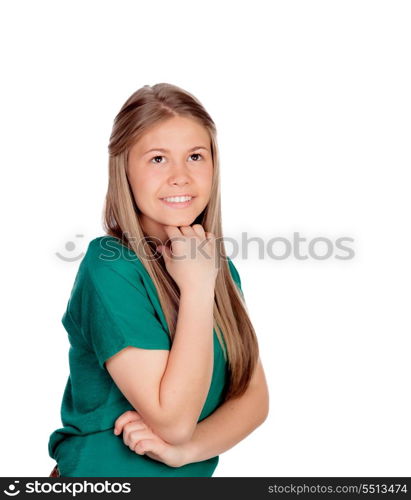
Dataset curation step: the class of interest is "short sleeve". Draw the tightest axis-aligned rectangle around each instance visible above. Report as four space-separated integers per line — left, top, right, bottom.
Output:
78 261 171 370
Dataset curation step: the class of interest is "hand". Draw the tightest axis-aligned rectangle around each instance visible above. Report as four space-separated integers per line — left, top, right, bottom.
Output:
113 410 186 468
156 224 218 293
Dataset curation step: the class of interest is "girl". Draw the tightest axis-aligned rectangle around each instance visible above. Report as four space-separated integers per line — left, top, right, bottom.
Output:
48 83 269 477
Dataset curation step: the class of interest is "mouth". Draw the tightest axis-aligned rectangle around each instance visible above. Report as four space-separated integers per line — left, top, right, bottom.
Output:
159 195 196 209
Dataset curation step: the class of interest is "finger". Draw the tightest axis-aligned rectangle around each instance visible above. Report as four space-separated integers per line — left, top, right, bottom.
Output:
204 232 215 241
123 422 151 446
113 410 141 435
162 225 183 240
156 243 173 260
123 422 148 446
162 227 186 253
191 224 206 239
114 410 141 431
125 428 154 451
179 225 197 236
134 438 156 456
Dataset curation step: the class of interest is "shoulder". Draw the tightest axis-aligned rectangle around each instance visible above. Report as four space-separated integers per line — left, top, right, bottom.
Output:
84 235 137 263
79 235 148 289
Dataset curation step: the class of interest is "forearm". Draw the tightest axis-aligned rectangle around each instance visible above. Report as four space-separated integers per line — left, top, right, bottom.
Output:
180 383 269 464
159 286 215 439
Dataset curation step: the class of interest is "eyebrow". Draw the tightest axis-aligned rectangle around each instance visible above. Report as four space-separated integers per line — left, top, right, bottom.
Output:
143 145 209 156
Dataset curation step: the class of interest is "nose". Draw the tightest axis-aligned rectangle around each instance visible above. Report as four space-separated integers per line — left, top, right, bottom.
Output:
167 162 191 186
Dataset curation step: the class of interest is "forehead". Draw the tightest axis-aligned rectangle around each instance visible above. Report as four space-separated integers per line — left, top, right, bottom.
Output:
132 116 210 154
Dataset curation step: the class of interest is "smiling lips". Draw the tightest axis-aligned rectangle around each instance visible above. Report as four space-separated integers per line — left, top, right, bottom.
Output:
160 194 194 201
160 195 195 208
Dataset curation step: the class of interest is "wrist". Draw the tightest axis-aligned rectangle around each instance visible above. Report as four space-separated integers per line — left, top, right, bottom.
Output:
179 285 215 300
177 439 198 467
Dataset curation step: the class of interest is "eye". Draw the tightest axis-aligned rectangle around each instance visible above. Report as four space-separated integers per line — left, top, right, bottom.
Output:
189 153 203 161
149 153 204 166
150 155 166 165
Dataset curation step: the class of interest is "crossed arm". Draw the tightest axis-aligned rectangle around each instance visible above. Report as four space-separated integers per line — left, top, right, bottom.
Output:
179 356 270 465
115 356 269 466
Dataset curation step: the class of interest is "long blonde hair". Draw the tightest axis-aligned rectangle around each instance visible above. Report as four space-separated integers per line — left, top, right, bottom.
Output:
103 83 259 401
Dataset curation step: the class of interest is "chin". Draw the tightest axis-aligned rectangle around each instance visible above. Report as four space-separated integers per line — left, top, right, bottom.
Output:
167 217 197 227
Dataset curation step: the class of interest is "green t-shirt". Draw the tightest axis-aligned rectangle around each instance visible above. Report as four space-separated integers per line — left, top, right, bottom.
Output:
48 235 243 477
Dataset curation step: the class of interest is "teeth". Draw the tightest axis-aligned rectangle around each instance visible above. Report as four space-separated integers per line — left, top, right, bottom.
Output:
163 196 192 202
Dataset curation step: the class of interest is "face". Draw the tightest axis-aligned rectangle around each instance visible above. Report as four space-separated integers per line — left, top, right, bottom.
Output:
127 115 214 245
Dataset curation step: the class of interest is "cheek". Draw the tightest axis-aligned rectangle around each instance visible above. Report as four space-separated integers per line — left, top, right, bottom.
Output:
197 167 213 191
131 171 162 201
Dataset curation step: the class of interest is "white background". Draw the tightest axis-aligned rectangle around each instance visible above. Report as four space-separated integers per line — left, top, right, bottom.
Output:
1 0 410 477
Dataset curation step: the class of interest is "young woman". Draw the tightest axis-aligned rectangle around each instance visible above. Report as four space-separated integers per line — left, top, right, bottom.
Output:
48 83 269 477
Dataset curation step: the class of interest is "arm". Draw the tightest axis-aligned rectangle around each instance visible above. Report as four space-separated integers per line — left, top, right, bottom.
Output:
159 286 216 438
114 357 269 466
106 284 215 445
179 356 270 464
